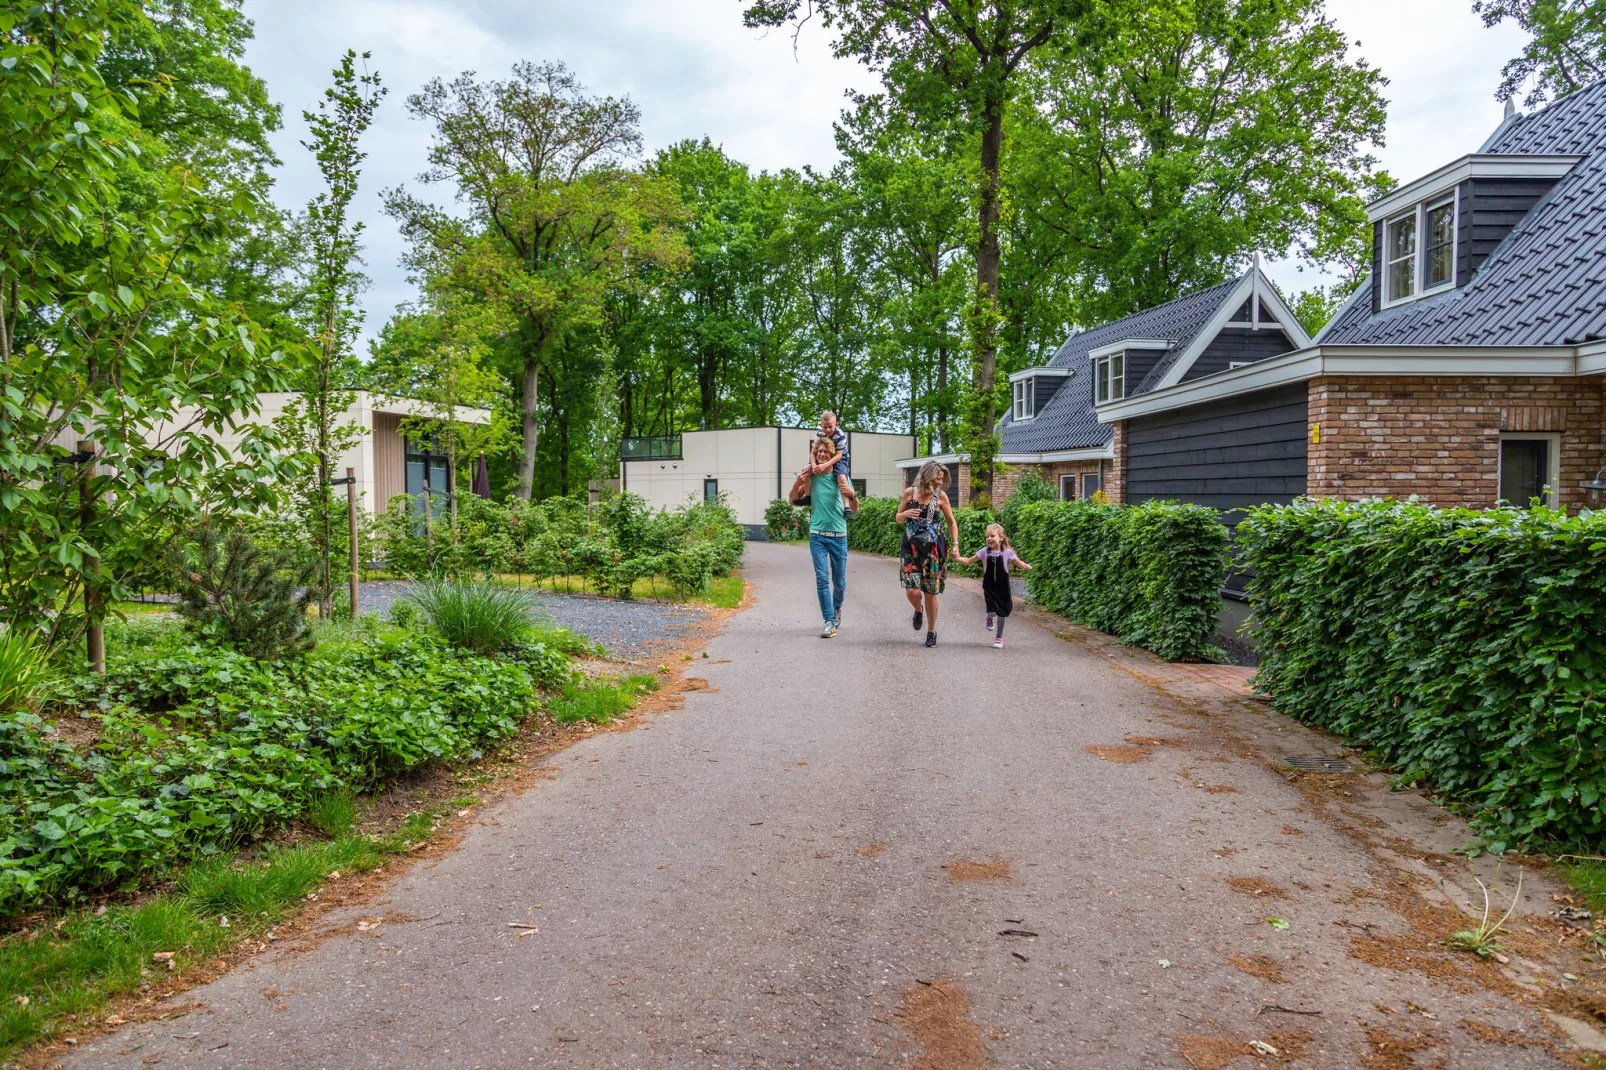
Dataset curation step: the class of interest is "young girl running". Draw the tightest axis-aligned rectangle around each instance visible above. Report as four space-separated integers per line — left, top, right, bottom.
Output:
954 523 1031 648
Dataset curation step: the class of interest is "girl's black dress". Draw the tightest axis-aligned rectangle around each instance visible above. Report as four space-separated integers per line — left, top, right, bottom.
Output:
982 551 1013 618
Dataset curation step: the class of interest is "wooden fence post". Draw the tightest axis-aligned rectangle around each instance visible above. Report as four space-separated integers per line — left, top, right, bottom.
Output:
78 440 104 673
347 467 360 619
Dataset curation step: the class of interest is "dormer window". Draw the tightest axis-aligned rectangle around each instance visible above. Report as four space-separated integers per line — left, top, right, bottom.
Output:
1385 195 1457 305
1095 352 1125 403
1008 367 1072 422
1012 377 1035 421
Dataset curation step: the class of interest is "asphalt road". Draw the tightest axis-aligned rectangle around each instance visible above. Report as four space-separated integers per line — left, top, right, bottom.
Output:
69 543 1567 1068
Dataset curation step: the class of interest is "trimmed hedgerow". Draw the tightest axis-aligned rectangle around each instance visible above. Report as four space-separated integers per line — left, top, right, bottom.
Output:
1011 500 1230 661
1238 498 1606 851
764 499 808 542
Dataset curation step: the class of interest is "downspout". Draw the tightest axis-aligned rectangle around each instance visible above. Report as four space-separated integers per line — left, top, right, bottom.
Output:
776 426 782 502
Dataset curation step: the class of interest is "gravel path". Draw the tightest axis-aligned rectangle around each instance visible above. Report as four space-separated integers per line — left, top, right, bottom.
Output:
69 545 1578 1068
356 581 712 662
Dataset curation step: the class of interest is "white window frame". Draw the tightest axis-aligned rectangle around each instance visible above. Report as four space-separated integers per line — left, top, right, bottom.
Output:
1381 189 1459 308
1497 432 1561 509
1059 474 1076 501
1094 352 1125 403
1012 377 1035 422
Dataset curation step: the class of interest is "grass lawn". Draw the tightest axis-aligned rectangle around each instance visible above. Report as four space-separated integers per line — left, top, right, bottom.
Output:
498 572 744 608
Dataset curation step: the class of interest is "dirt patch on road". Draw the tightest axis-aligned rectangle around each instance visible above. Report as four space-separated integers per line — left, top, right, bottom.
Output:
1360 1026 1443 1069
944 860 1011 882
897 981 986 1070
1085 744 1152 763
1226 876 1288 899
858 843 889 857
1177 1034 1252 1069
1226 954 1286 983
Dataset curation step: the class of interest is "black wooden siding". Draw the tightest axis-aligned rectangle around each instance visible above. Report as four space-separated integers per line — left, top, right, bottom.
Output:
1182 329 1296 382
1455 176 1560 286
1124 385 1308 511
1122 346 1168 394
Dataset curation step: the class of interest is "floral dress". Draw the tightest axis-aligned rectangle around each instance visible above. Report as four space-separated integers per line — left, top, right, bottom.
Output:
899 491 948 596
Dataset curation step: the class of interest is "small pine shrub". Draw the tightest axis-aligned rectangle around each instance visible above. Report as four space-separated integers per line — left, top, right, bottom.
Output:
172 523 315 660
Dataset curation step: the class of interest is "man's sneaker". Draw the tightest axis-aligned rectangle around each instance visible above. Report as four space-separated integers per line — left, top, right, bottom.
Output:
985 614 994 631
925 631 937 647
993 636 1004 649
913 610 923 631
820 621 837 639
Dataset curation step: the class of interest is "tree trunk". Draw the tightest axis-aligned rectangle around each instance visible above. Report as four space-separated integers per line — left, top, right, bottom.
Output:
517 357 540 500
971 98 1005 507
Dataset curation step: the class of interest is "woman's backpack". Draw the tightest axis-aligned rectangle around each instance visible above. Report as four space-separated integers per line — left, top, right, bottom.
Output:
904 493 942 556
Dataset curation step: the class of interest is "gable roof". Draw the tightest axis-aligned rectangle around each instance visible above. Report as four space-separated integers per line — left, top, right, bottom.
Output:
1321 79 1606 347
998 271 1316 452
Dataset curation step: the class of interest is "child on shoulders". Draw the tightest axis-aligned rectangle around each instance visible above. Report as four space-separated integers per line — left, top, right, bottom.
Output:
812 410 861 520
953 522 1031 648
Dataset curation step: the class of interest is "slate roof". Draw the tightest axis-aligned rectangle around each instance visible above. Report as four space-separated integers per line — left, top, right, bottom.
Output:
999 274 1248 452
1322 79 1606 347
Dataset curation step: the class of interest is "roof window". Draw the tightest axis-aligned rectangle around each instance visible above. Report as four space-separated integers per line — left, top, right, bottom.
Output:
1384 195 1457 306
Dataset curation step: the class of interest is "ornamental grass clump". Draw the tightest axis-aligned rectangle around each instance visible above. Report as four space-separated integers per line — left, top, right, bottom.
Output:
405 577 534 655
1238 498 1606 850
0 630 54 715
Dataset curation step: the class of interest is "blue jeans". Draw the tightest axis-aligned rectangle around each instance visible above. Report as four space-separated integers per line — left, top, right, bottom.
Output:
809 532 847 623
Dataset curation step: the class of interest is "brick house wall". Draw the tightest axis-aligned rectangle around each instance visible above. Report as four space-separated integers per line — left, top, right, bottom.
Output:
1106 422 1127 504
993 460 1106 503
1307 375 1606 511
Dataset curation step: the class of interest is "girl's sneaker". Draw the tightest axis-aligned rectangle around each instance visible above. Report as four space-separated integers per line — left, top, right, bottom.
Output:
985 614 994 630
993 636 1004 649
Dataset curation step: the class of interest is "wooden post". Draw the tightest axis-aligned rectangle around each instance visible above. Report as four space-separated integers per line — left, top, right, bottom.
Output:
346 467 359 619
78 440 104 674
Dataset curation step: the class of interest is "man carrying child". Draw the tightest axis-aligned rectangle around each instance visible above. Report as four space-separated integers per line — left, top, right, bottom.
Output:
808 411 860 520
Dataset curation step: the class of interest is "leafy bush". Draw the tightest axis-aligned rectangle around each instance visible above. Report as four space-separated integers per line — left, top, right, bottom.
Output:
1239 498 1606 850
999 470 1057 536
0 631 54 715
1012 499 1229 661
765 498 808 541
404 577 533 655
172 523 315 660
0 624 543 913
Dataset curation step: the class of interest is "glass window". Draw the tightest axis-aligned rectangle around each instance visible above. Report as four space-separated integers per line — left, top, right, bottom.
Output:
1013 378 1035 420
1499 438 1551 507
1095 353 1125 403
703 478 719 503
1059 474 1076 501
1425 200 1455 289
1082 471 1102 499
1386 213 1417 302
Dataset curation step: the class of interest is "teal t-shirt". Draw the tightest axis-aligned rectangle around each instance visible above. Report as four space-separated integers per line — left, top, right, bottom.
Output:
809 474 846 534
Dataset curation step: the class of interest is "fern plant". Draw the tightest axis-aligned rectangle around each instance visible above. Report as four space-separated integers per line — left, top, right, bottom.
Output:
173 522 316 660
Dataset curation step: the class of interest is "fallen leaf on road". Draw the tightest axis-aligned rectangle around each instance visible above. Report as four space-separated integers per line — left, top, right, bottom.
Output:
998 929 1038 938
1265 918 1290 930
1159 960 1172 968
1248 1039 1279 1055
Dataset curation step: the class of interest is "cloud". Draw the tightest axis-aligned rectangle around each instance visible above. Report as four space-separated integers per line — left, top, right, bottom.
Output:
240 0 1539 330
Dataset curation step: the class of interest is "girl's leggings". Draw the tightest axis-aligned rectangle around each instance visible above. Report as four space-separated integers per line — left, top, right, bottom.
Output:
995 617 1006 638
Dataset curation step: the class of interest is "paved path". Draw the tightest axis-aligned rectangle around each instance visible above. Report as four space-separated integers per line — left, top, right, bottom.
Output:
70 544 1576 1068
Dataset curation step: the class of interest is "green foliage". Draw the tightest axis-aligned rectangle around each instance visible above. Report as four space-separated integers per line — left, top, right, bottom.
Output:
0 622 541 914
404 577 534 656
1011 499 1230 661
1477 0 1605 106
998 470 1056 537
172 523 315 661
549 674 659 725
0 632 54 716
1238 498 1606 850
765 499 809 541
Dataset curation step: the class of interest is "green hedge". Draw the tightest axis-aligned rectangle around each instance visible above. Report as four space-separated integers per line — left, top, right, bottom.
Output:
1239 498 1606 850
764 499 809 541
1011 500 1230 661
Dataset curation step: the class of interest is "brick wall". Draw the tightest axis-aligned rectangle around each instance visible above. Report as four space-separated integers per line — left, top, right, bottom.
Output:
993 460 1107 503
1307 376 1606 511
1107 422 1127 504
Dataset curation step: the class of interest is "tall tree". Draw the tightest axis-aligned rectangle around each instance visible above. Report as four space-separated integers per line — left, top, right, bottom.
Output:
743 0 1083 506
386 61 687 499
1012 0 1388 324
279 50 385 617
1477 0 1606 105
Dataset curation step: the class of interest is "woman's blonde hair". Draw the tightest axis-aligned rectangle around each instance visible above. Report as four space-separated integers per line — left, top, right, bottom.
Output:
985 522 1011 550
914 460 945 495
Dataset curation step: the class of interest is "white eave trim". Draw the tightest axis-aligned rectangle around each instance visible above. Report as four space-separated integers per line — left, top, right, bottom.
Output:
1087 338 1174 360
895 453 966 468
1366 153 1583 222
1007 366 1074 383
1578 339 1606 375
1096 344 1584 422
998 445 1115 464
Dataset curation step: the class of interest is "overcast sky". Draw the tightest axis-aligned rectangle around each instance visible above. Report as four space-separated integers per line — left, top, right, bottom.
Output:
239 0 1534 343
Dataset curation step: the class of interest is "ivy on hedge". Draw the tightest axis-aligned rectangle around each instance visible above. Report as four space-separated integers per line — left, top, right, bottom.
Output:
1011 500 1229 661
1239 498 1606 850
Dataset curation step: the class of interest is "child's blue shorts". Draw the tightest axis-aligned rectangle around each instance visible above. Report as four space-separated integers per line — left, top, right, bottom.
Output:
832 456 850 476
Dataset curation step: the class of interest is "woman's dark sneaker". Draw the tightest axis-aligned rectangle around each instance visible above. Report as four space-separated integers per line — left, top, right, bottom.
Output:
925 631 937 647
913 610 923 631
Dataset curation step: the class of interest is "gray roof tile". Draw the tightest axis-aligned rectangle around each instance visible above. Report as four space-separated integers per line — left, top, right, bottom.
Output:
1323 79 1606 347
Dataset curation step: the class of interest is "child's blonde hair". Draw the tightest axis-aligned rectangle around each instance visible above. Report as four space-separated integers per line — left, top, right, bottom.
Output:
984 522 1011 550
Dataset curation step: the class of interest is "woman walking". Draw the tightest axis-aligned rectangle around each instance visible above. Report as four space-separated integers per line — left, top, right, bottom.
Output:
897 460 959 647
